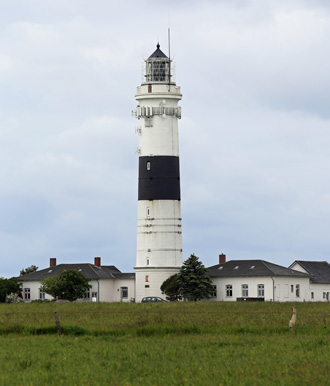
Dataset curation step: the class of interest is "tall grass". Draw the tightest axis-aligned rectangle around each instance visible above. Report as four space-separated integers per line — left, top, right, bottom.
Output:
2 302 330 385
1 301 330 336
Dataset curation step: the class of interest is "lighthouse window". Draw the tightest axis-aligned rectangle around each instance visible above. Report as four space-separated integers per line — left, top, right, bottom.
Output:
147 162 151 170
147 207 150 218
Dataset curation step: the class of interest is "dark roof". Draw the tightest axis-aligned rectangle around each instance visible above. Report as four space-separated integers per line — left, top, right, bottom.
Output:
18 263 135 282
207 260 310 278
290 261 330 284
148 43 168 59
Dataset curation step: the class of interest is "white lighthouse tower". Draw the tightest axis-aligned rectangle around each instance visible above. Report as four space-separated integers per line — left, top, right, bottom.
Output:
134 43 183 302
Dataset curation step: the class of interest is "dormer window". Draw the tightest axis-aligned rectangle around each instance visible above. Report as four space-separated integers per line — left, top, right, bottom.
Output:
250 266 255 269
234 266 239 270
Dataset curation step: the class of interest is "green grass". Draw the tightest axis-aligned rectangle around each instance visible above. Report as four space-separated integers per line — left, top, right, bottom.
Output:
1 302 330 385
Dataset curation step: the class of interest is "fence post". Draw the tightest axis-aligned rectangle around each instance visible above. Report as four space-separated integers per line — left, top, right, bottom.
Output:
54 311 61 336
289 307 296 332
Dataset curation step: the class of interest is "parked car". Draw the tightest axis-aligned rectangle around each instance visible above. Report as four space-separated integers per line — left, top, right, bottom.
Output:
141 296 167 303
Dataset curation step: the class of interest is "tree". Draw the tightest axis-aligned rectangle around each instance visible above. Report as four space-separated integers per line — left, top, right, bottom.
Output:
176 254 214 301
20 265 38 276
0 277 21 303
160 274 181 301
40 269 91 301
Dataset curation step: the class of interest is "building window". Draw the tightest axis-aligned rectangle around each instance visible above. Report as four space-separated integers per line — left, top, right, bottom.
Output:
291 285 294 293
146 258 149 266
84 290 90 299
24 288 30 300
311 292 314 299
121 287 128 299
226 285 233 297
148 84 152 93
39 289 45 300
257 284 264 297
145 275 149 282
296 284 300 298
323 292 329 300
242 284 248 297
147 207 150 218
92 292 98 302
211 285 217 298
147 161 151 170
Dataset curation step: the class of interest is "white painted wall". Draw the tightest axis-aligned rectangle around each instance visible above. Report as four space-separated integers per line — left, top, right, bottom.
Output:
20 278 135 303
99 278 135 302
210 276 310 302
136 200 182 268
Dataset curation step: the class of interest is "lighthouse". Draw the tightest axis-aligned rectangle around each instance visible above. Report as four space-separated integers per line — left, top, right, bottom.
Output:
134 43 183 301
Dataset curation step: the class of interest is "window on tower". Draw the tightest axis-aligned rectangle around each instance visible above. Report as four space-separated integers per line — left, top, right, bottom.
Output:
147 207 150 218
147 162 151 170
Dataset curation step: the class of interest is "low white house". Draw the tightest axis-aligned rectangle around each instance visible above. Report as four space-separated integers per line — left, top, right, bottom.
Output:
207 255 310 302
18 254 330 303
19 257 135 303
289 260 330 301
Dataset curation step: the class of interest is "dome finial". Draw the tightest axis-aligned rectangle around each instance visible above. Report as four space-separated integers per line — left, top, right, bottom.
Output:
157 42 160 49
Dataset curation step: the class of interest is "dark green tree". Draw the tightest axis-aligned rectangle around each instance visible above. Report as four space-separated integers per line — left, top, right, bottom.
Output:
40 269 91 301
160 274 181 301
0 277 21 303
20 265 38 276
177 254 214 301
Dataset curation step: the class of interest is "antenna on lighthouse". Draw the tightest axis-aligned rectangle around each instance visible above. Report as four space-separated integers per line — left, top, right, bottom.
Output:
168 28 171 91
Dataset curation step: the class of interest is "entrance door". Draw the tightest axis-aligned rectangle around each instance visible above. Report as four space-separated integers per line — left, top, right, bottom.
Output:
121 287 128 302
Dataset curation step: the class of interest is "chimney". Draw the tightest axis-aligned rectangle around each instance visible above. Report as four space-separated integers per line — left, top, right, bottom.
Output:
94 257 101 267
219 254 226 264
50 258 57 267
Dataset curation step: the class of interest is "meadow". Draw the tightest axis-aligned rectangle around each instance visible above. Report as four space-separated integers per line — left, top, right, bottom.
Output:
1 302 330 385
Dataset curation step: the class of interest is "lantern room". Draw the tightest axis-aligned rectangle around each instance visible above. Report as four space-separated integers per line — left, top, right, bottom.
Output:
144 43 172 83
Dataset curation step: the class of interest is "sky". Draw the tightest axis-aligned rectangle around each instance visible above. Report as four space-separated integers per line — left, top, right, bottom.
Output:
1 0 330 278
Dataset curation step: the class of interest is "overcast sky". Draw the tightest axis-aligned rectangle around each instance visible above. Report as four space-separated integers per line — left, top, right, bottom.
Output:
1 0 330 278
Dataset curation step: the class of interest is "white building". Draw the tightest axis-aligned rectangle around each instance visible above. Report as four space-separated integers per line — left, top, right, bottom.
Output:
289 260 330 301
19 257 135 303
208 255 310 302
134 43 183 302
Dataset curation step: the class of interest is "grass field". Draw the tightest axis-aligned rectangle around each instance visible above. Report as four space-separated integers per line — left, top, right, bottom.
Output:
1 302 330 385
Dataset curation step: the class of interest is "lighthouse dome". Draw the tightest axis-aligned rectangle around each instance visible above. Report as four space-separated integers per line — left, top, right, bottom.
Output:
148 43 168 59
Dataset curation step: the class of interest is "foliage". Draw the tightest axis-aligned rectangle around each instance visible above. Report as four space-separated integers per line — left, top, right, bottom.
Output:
5 292 24 303
160 274 181 301
177 254 214 301
0 277 20 303
40 270 91 301
20 265 38 276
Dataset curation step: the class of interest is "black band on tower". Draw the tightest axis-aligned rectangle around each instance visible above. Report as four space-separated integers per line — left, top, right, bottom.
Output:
138 156 180 200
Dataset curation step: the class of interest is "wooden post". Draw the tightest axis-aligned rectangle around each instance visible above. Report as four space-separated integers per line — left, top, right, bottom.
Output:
289 307 296 332
54 311 61 336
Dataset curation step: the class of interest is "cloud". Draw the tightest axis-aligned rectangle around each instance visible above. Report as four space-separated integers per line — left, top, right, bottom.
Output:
1 0 330 277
